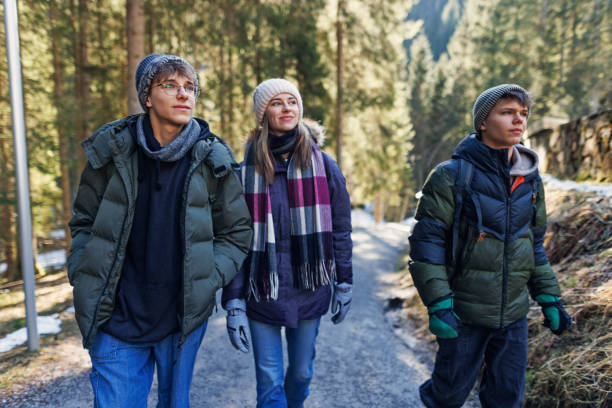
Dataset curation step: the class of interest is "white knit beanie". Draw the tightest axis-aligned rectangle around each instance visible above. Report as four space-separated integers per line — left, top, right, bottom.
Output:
252 78 303 125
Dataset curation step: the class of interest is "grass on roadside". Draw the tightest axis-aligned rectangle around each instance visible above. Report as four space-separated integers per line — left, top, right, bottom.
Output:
0 269 84 394
0 270 73 338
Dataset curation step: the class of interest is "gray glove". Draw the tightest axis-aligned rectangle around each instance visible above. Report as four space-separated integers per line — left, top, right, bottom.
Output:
224 298 250 353
331 282 352 324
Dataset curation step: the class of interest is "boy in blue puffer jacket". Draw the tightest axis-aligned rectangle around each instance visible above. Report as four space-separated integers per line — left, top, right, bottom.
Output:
409 84 571 408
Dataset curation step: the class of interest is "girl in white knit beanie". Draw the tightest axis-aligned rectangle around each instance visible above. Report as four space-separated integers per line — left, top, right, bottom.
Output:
222 78 354 408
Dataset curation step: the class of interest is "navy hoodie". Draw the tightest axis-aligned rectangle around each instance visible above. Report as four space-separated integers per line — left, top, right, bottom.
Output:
102 116 200 343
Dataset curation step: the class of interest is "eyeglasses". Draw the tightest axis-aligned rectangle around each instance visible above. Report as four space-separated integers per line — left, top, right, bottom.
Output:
153 82 200 99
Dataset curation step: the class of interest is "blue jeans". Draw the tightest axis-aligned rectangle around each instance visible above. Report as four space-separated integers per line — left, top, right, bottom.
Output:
420 317 528 408
249 318 321 408
88 321 207 408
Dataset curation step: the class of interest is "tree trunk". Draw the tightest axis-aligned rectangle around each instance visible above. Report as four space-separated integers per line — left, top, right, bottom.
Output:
254 0 262 84
95 0 113 123
559 0 569 84
373 195 385 224
0 120 16 281
218 41 227 135
49 0 73 253
335 0 345 171
228 40 235 143
127 0 145 114
145 1 154 54
72 0 92 170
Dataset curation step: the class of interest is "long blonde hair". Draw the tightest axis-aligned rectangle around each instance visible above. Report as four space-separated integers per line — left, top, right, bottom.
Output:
248 117 312 185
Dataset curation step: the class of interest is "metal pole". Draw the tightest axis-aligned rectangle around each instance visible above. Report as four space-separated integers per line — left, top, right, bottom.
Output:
3 0 38 351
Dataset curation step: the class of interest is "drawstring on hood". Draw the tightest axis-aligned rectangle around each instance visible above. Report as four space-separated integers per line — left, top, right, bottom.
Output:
135 128 163 190
155 159 162 190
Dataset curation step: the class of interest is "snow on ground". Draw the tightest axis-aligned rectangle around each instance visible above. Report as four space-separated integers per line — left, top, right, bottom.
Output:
0 315 62 353
352 209 377 227
36 249 67 271
542 174 612 197
0 249 66 276
400 216 416 227
352 208 416 229
49 229 66 239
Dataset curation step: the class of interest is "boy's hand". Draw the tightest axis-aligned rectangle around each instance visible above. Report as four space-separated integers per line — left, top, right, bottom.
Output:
428 295 461 339
536 294 572 335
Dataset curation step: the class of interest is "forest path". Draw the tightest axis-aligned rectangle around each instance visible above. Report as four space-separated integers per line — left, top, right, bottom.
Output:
5 222 428 408
178 221 428 407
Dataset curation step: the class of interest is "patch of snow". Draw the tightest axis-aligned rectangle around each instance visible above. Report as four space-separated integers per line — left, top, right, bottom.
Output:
1 249 66 275
400 217 417 232
0 250 66 275
36 249 66 271
0 314 62 353
49 229 66 239
352 209 377 227
541 174 612 197
63 306 75 314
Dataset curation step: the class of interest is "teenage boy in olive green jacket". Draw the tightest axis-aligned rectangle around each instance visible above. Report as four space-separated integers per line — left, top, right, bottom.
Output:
409 84 571 408
68 54 252 407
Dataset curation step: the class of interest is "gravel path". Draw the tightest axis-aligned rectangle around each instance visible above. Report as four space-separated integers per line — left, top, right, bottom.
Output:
3 222 429 407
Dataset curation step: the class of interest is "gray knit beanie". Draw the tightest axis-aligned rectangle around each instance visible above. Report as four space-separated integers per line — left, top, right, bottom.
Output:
472 84 530 132
252 78 303 125
135 53 198 111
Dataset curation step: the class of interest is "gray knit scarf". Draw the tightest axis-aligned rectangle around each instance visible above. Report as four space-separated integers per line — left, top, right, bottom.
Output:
136 115 201 162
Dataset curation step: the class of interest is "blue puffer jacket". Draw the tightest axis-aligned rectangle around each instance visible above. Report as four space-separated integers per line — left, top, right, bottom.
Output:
222 122 353 328
409 134 561 328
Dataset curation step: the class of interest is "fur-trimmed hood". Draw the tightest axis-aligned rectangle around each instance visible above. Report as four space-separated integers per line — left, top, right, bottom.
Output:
302 118 326 146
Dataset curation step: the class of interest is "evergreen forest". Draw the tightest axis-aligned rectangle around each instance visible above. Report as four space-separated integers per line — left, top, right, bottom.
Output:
0 0 610 282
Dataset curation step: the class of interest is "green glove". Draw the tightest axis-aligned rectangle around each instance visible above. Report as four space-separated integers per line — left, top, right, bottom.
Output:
428 296 461 339
535 294 572 335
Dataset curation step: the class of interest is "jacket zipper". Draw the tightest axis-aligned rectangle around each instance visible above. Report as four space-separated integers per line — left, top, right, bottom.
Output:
178 156 208 347
84 159 135 347
501 195 510 328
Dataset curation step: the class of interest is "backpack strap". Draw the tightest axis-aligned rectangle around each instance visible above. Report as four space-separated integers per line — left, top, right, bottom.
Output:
451 158 474 265
202 163 219 203
530 176 539 226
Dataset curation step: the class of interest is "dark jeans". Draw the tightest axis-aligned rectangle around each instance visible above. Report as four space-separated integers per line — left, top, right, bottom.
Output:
420 317 528 408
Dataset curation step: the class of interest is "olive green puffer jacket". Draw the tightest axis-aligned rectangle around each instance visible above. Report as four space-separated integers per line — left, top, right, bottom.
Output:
68 115 252 348
409 134 561 328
